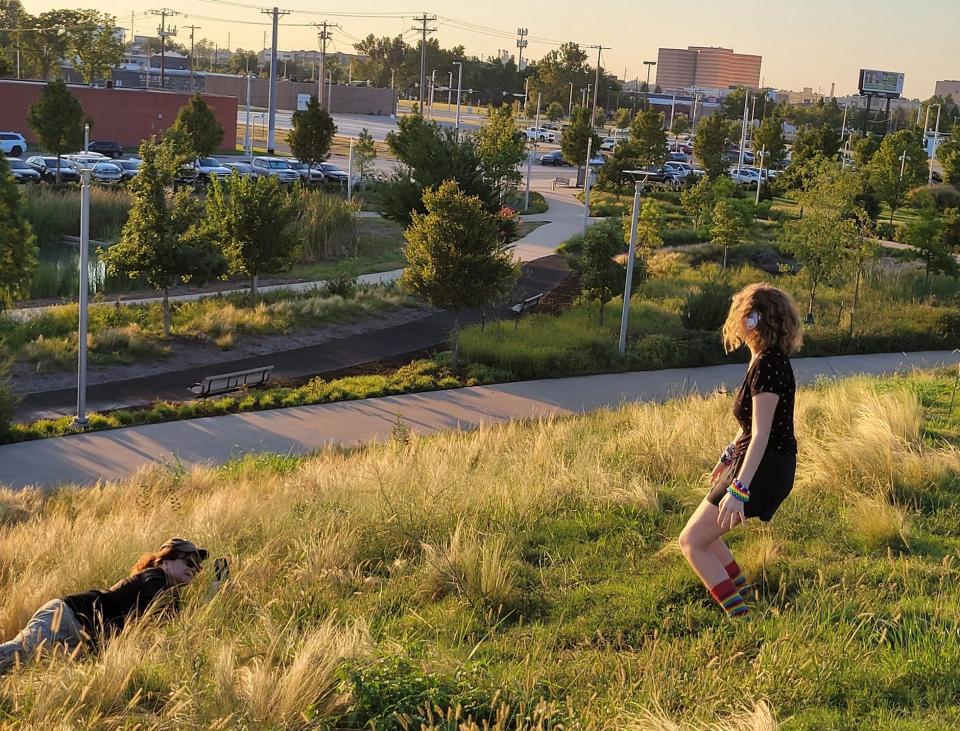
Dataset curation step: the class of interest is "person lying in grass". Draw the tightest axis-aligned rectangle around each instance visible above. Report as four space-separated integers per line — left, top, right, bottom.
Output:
0 538 228 673
679 283 803 619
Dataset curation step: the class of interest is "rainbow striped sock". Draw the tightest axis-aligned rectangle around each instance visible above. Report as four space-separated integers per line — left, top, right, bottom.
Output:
710 578 749 618
725 560 751 600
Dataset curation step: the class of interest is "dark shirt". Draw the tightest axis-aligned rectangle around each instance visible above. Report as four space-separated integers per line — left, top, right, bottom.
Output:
733 347 797 457
62 567 177 642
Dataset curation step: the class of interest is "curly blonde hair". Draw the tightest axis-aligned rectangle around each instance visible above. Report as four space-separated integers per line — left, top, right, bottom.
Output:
721 283 803 355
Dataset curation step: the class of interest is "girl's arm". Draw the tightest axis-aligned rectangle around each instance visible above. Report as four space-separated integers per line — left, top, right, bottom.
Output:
735 395 778 489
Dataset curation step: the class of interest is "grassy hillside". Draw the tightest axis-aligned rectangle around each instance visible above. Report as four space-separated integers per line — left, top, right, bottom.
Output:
1 371 960 729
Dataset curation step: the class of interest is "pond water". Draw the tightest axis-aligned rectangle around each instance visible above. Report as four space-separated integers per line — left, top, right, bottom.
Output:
31 243 144 299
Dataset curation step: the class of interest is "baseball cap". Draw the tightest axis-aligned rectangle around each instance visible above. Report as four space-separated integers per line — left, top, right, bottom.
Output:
159 538 209 562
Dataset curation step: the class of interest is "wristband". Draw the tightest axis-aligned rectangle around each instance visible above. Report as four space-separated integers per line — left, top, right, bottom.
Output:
726 478 750 503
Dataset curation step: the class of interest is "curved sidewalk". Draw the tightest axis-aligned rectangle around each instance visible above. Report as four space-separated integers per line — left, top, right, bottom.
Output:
2 350 957 491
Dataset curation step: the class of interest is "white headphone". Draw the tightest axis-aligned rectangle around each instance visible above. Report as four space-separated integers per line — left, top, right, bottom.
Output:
744 311 762 330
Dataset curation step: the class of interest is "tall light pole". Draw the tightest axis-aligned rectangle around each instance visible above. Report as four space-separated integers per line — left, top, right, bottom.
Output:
755 146 767 206
891 150 909 224
83 123 89 152
347 137 354 200
447 70 453 110
568 82 574 117
244 71 252 158
261 6 289 154
643 60 656 108
737 90 750 176
525 93 541 212
582 135 594 236
928 103 942 185
427 68 436 119
74 166 92 428
453 61 463 139
619 172 647 354
588 44 609 127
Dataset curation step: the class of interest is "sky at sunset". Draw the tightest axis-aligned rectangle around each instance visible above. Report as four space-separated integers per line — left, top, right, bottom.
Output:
22 0 960 98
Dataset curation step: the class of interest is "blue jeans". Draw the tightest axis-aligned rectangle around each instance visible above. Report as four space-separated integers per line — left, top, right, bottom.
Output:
0 599 84 673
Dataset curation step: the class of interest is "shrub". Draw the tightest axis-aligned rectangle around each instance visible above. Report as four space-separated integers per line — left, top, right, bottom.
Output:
321 274 358 298
681 281 734 331
21 186 131 246
293 189 359 262
0 362 18 436
934 308 960 339
908 184 960 211
495 206 520 242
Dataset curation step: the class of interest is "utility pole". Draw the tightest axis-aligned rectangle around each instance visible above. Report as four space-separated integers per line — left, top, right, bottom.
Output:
185 24 201 88
453 60 463 138
929 103 942 186
313 21 339 108
149 9 180 90
515 27 528 71
412 13 437 108
643 60 656 108
587 44 610 127
737 90 750 176
261 7 290 154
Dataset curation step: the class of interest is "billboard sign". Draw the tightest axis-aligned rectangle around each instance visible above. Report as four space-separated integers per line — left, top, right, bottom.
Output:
858 69 904 98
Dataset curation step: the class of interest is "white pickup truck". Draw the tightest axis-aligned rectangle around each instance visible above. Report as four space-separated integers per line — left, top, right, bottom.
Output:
523 127 557 143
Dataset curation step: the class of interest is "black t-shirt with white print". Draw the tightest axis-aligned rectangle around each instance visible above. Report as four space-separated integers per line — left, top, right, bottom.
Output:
732 347 797 457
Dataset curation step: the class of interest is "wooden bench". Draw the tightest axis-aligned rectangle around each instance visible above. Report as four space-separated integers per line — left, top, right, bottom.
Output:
509 292 544 328
551 176 571 190
189 365 274 397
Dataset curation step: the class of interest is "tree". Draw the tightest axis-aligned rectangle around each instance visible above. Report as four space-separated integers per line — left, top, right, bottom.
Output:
597 142 638 195
353 128 377 183
630 109 668 168
67 10 124 83
593 107 607 128
104 134 227 335
671 113 690 137
570 218 626 324
288 95 337 169
937 134 960 185
204 173 299 300
903 202 959 281
695 113 729 179
681 175 713 228
783 162 863 322
172 94 225 158
791 123 842 165
381 111 496 224
20 10 71 80
27 79 86 183
614 108 632 130
401 180 517 367
546 102 564 122
866 129 927 209
561 106 602 178
851 132 881 169
475 104 526 201
630 199 664 257
721 87 748 121
710 199 743 269
0 156 37 310
752 111 786 169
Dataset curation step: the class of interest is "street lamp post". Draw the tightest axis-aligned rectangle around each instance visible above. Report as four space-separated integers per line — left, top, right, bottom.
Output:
347 137 354 200
83 123 89 153
737 91 750 176
582 135 594 236
453 61 463 139
643 60 656 108
568 82 574 117
755 146 767 206
891 150 909 224
244 72 252 159
525 93 541 212
929 103 942 186
619 172 647 354
74 166 92 428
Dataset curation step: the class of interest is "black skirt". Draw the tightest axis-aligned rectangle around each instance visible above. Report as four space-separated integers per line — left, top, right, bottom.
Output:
706 449 797 522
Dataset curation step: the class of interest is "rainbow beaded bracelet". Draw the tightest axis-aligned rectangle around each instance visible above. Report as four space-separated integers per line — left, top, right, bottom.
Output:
726 478 750 503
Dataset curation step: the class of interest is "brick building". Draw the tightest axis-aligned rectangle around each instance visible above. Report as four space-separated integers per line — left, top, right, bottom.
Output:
0 79 237 150
656 47 762 92
935 80 960 99
203 74 397 115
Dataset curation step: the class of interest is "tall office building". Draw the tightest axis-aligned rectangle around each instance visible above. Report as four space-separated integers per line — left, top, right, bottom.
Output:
934 80 960 99
656 47 762 91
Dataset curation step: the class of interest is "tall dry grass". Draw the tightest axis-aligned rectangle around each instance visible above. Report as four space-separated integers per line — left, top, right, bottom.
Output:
0 372 956 727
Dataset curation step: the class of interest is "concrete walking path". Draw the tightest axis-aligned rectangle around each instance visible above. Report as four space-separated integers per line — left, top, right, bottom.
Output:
2 349 957 491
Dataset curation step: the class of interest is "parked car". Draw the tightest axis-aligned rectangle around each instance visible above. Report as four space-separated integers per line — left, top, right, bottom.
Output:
221 161 255 178
89 161 124 184
63 152 108 166
728 167 762 185
664 161 698 179
193 157 232 183
318 162 352 185
25 155 81 182
286 159 325 184
87 140 124 158
6 159 41 184
0 131 27 157
539 150 571 166
668 151 689 162
250 156 301 184
115 159 142 181
523 127 556 143
599 137 618 152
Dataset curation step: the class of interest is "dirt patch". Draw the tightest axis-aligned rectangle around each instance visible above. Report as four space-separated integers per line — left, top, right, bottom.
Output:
537 272 580 315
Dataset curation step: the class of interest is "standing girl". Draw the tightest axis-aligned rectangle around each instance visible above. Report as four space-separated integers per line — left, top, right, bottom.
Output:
678 283 803 618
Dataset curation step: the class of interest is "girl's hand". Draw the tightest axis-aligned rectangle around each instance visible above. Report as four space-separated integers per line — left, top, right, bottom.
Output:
717 492 746 530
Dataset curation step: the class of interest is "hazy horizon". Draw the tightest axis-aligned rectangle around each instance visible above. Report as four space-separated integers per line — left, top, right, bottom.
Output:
21 0 960 98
